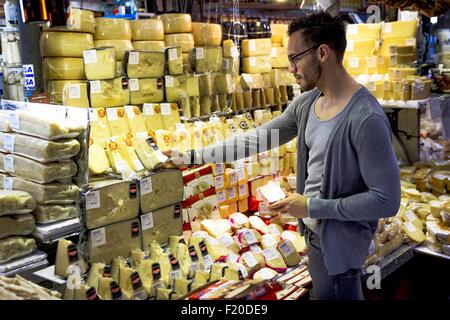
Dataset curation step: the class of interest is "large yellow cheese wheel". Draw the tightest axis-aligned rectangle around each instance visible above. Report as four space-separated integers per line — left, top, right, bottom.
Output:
94 18 132 40
132 41 165 51
94 40 133 61
43 58 85 80
191 22 222 46
159 13 192 34
43 8 95 34
40 32 94 58
164 33 194 53
83 47 116 80
131 19 164 41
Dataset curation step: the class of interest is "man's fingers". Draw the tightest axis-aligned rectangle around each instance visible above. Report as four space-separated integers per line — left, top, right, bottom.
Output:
268 198 289 210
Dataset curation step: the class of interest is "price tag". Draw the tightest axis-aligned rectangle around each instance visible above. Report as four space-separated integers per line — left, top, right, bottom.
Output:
3 134 15 152
86 190 100 210
250 245 264 255
237 169 246 182
129 79 139 92
170 269 184 288
106 108 118 121
214 175 225 189
160 103 171 116
134 288 148 300
206 236 220 246
278 241 295 256
405 211 417 222
349 58 359 69
367 57 376 69
262 234 277 248
404 222 416 233
143 104 155 116
165 76 174 88
89 109 98 122
232 213 247 226
3 176 13 190
227 187 237 200
229 172 238 186
214 163 224 175
271 48 278 58
347 24 358 36
238 184 248 198
124 106 136 119
129 52 140 65
243 230 257 245
140 177 153 195
263 247 280 262
140 212 154 231
83 50 98 64
91 227 106 247
249 40 256 52
242 74 253 84
202 254 214 271
8 112 19 130
217 234 235 247
196 48 204 60
90 81 101 94
268 224 281 236
4 155 14 172
346 41 354 52
68 84 81 99
168 48 178 61
382 22 392 33
249 57 257 67
242 252 258 268
405 38 415 46
217 190 227 203
189 262 199 279
227 251 240 263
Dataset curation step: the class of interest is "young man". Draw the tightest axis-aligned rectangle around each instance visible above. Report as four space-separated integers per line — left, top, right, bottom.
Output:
168 12 400 300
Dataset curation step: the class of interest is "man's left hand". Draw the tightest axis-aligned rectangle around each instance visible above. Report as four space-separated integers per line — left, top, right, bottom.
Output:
267 193 309 218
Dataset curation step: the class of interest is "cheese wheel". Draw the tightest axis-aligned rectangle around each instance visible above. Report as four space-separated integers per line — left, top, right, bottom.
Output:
131 19 164 41
43 58 85 80
94 40 133 61
159 14 192 34
40 32 94 58
43 8 95 34
132 41 165 51
94 18 132 40
164 33 195 53
191 22 222 46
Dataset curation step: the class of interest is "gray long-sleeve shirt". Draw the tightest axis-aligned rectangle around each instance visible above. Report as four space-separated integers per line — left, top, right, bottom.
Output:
196 86 401 275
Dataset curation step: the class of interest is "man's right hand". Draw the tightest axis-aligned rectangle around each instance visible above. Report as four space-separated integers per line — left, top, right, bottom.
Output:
161 149 189 169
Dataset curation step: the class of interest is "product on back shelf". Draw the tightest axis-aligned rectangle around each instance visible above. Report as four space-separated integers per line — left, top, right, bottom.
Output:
83 47 116 80
191 22 222 46
132 40 165 51
131 19 164 41
278 240 301 267
43 8 95 33
345 39 377 57
61 82 90 108
222 57 240 76
164 34 194 53
125 50 166 78
141 204 183 248
241 38 272 57
271 47 290 68
33 204 77 224
89 78 130 108
166 46 183 76
189 47 222 73
346 23 381 40
143 104 164 131
242 56 272 74
55 239 88 278
94 40 133 61
271 24 288 43
159 14 192 34
47 80 84 104
43 57 85 80
129 78 164 105
0 214 34 239
40 32 94 58
94 18 132 40
0 236 36 263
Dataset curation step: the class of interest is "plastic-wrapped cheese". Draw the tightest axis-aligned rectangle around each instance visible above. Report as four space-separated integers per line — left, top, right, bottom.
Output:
34 204 77 224
94 18 132 40
123 106 147 134
281 231 307 253
129 78 164 105
278 240 301 267
191 22 222 46
164 33 194 53
249 216 270 234
166 47 183 75
0 153 77 183
261 234 280 250
89 78 130 108
83 47 116 80
253 267 278 281
89 108 111 144
88 140 110 175
242 56 272 74
402 221 425 243
48 80 83 104
271 24 288 43
271 47 289 68
0 111 12 132
126 50 166 78
165 75 199 102
0 214 35 238
159 14 192 34
201 219 233 238
262 247 287 271
241 38 272 57
189 47 222 73
43 8 95 34
426 220 450 245
131 134 168 171
132 41 165 51
0 132 80 163
237 228 262 247
131 19 164 41
229 212 249 229
142 204 183 248
62 82 90 108
55 239 87 278
94 40 133 61
43 58 85 80
0 236 36 263
40 32 94 58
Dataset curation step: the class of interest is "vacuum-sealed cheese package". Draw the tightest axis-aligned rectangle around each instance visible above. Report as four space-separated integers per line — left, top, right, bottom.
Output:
125 50 166 78
89 78 130 108
33 204 77 224
0 214 35 238
0 236 37 263
0 190 36 216
83 47 116 80
43 57 85 80
129 78 164 105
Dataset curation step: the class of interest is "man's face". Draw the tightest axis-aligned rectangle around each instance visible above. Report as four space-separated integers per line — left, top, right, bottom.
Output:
287 30 322 92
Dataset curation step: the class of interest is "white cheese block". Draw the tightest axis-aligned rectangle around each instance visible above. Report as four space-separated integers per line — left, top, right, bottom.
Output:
249 215 270 234
94 18 132 40
191 22 222 46
40 32 94 58
131 19 164 41
83 47 116 80
164 33 195 53
94 40 133 61
201 219 233 238
159 14 192 34
43 57 85 80
281 231 307 253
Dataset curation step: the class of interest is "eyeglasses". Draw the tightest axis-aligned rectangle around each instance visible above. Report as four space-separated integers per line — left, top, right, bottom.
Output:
288 45 320 69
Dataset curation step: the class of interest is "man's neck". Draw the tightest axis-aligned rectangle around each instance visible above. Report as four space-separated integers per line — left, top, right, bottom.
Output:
316 64 359 100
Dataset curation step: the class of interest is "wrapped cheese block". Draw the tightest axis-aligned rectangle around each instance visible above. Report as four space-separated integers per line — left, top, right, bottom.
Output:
43 8 95 34
242 56 272 74
129 78 164 105
0 132 80 163
165 75 199 102
253 267 278 281
131 18 164 41
0 236 36 263
0 214 35 239
126 50 166 78
98 277 122 300
271 24 288 44
271 47 290 68
55 239 88 278
94 18 132 40
142 104 164 131
62 82 90 108
166 46 183 75
278 240 301 267
241 38 272 57
139 170 183 213
83 180 139 230
34 204 77 224
281 231 307 253
0 111 11 132
192 22 222 46
0 190 36 216
159 14 192 34
132 41 165 51
89 78 130 108
123 106 147 134
229 212 250 229
261 234 280 250
200 219 233 238
88 140 110 175
48 80 84 104
43 58 85 80
164 34 194 53
426 220 450 245
0 153 77 183
83 47 116 80
131 134 167 171
189 47 222 73
40 32 94 58
94 40 133 61
249 216 270 234
0 174 78 205
262 247 287 272
237 228 262 247
86 218 141 264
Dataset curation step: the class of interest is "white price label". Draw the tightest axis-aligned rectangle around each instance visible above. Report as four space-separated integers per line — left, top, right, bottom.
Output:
214 175 225 189
349 58 359 69
258 268 276 279
175 123 186 131
217 190 227 203
238 184 247 197
140 177 153 195
230 46 239 58
3 176 13 190
90 81 101 94
249 40 256 52
223 59 230 70
242 252 258 268
165 76 174 88
160 103 171 116
271 48 278 58
3 134 15 152
189 262 199 278
91 227 106 247
346 41 354 52
227 251 240 263
106 108 118 121
367 57 376 68
237 169 246 182
143 104 155 115
263 247 280 262
217 234 235 247
203 254 214 271
250 244 263 255
8 112 19 130
68 84 81 99
227 187 237 200
249 57 257 67
124 106 136 118
405 211 417 222
214 163 224 175
141 212 154 231
377 56 385 65
405 38 415 46
86 190 100 210
367 82 376 92
89 109 98 122
232 213 247 226
239 264 248 279
383 23 392 33
268 224 281 236
196 48 205 60
4 155 14 172
129 79 140 92
404 222 417 233
278 241 295 257
168 48 178 61
83 50 98 64
229 172 237 185
129 52 140 65
210 116 220 123
243 230 257 245
347 24 358 36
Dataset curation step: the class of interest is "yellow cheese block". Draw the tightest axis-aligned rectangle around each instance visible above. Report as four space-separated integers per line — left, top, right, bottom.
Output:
166 46 183 75
173 278 189 296
94 40 133 61
242 56 272 74
343 56 369 75
389 67 416 81
126 50 166 78
380 37 416 56
124 105 147 134
88 140 110 175
200 219 233 237
249 216 270 234
392 80 412 101
410 78 431 100
43 8 95 33
89 108 111 145
106 140 135 176
278 239 301 267
376 55 389 74
55 239 87 278
381 21 417 40
271 47 289 68
48 80 83 104
62 82 90 108
223 39 240 58
214 74 235 94
366 81 384 99
137 259 153 296
111 256 128 282
159 103 180 130
129 78 164 105
282 36 289 47
86 262 105 290
131 133 167 170
159 13 192 34
164 75 196 102
229 212 250 229
142 104 164 131
241 38 272 57
261 234 280 250
89 78 130 108
192 22 222 46
189 46 223 73
43 58 85 80
271 24 288 43
238 198 248 213
94 18 132 40
346 23 381 40
98 277 122 300
83 47 116 80
222 57 240 76
115 136 145 172
345 39 377 57
106 107 130 136
262 247 287 270
389 45 415 55
402 221 425 243
40 32 94 58
132 41 165 51
389 54 415 67
118 265 136 300
164 33 194 53
131 19 164 41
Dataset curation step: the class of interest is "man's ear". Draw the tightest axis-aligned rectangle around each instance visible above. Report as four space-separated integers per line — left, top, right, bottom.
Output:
317 44 331 62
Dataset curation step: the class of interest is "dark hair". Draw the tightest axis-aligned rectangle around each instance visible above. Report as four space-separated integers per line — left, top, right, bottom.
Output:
288 11 347 62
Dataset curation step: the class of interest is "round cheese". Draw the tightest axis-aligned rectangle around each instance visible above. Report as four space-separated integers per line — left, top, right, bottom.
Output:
132 41 165 51
43 8 95 34
94 18 132 40
159 14 192 34
131 19 164 41
164 33 194 53
191 22 222 46
40 32 94 58
43 57 85 80
94 40 133 61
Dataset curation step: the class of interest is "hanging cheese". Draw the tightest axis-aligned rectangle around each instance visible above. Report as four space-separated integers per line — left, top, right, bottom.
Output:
189 47 222 73
242 56 272 74
159 14 192 34
43 8 95 34
132 40 165 51
55 239 87 278
191 22 222 46
89 78 130 108
83 47 116 80
129 78 164 105
62 82 90 108
94 40 133 61
141 204 183 248
164 33 195 53
281 231 306 253
131 19 164 41
126 50 166 78
43 57 85 80
40 32 94 58
94 18 132 40
271 47 290 68
241 38 272 57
